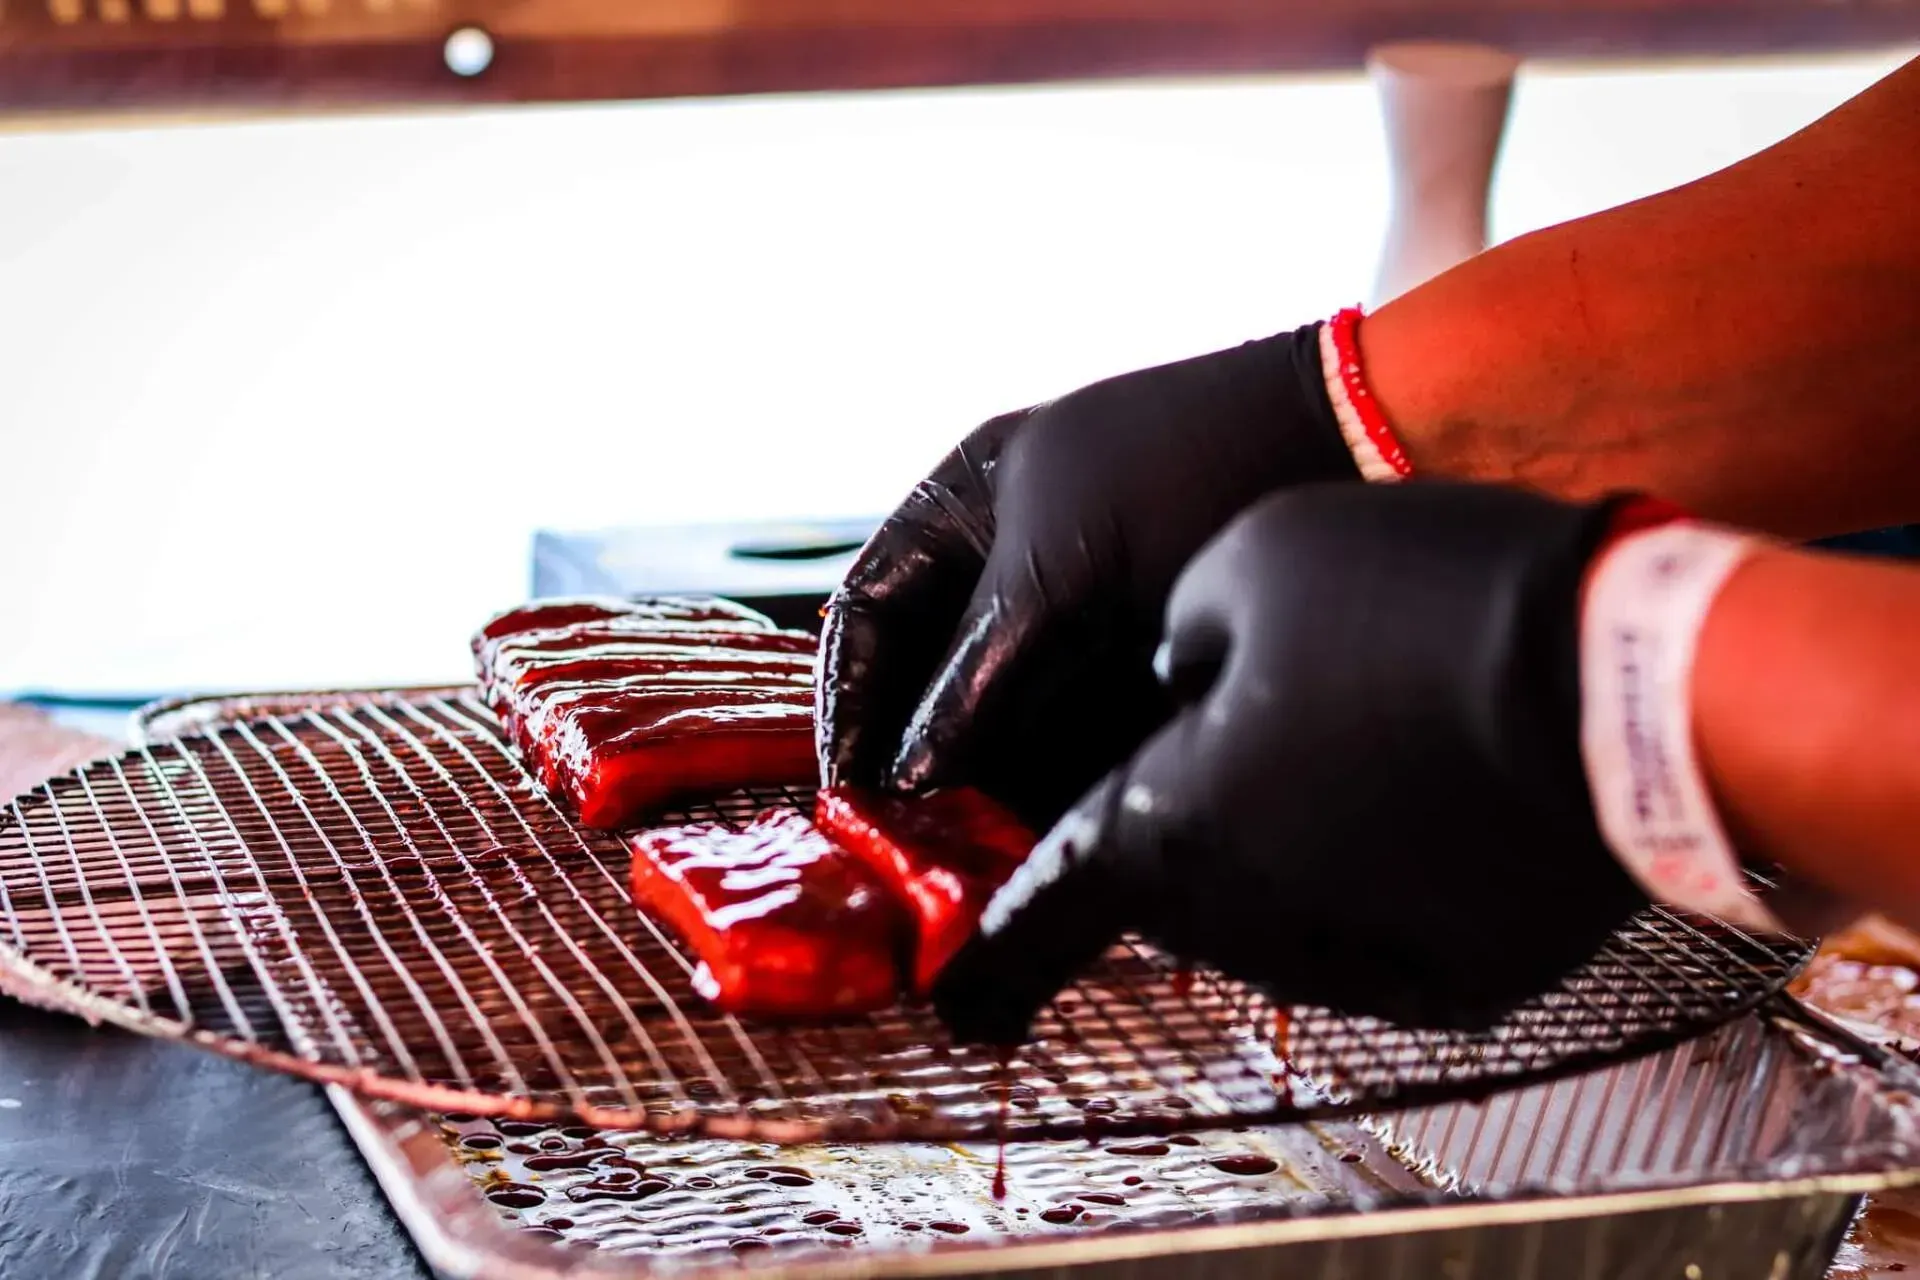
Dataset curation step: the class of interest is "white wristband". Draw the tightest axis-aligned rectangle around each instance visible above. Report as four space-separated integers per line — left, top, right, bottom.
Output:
1318 321 1405 484
1579 521 1783 933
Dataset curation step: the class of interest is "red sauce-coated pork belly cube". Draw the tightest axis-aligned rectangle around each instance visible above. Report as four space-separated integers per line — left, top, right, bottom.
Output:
474 595 776 651
505 664 813 759
485 629 815 702
548 690 815 828
815 787 1035 994
628 809 903 1017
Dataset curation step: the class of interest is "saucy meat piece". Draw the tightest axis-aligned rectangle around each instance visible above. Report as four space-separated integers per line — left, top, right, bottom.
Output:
471 595 818 829
493 648 812 736
486 632 815 701
475 595 775 651
628 809 903 1017
815 787 1035 993
549 689 814 828
503 664 813 755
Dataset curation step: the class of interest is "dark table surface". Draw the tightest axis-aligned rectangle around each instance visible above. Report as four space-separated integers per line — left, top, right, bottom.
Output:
0 701 428 1279
0 998 429 1280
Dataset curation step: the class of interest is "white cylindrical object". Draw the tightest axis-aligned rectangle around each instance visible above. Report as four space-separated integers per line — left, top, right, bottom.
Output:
1369 41 1520 306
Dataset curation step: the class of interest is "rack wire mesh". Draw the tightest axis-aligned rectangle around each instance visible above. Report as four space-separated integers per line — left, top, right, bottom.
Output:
0 689 1814 1141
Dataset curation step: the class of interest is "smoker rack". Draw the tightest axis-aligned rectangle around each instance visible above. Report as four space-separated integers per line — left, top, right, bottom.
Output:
120 687 1920 1280
3 687 1813 1143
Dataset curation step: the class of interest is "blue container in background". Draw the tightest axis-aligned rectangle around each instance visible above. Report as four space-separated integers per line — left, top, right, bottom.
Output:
531 518 879 633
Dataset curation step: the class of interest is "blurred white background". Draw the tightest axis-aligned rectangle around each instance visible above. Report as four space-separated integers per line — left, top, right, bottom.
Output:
0 49 1911 695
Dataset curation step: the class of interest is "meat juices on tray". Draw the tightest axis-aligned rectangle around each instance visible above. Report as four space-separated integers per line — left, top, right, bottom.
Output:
816 787 1035 993
628 809 903 1017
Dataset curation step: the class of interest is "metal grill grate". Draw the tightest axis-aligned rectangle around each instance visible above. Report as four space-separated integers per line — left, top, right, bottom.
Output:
0 691 1813 1142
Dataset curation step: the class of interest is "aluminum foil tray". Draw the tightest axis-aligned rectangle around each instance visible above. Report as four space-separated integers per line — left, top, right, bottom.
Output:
332 1010 1920 1279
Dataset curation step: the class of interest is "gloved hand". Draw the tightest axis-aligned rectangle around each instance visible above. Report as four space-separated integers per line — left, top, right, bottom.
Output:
817 324 1359 825
932 481 1653 1045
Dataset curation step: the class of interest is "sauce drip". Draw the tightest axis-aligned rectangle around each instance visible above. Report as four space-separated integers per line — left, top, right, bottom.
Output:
1210 1154 1278 1177
991 1052 1011 1200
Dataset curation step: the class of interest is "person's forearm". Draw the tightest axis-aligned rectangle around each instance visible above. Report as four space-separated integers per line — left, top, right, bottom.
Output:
1362 56 1920 539
1693 546 1920 928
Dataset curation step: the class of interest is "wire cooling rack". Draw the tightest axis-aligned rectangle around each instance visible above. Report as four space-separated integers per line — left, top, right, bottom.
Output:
0 690 1813 1141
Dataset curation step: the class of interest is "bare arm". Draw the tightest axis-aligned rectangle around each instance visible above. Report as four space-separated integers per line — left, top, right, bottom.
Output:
1363 55 1920 539
1694 545 1920 929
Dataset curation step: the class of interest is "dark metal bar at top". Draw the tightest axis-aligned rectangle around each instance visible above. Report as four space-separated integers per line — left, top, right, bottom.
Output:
1 0 1918 119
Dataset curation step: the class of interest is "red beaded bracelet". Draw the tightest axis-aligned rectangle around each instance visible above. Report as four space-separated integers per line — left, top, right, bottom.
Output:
1322 306 1414 481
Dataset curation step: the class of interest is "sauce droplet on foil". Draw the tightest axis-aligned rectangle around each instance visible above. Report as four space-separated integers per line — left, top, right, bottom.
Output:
1210 1155 1278 1176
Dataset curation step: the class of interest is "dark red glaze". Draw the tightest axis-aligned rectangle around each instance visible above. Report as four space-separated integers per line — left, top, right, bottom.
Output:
504 670 808 757
472 595 821 829
560 693 815 828
627 810 903 1017
507 660 812 721
489 627 814 688
475 594 774 650
815 786 1035 993
1209 1155 1279 1177
484 633 814 708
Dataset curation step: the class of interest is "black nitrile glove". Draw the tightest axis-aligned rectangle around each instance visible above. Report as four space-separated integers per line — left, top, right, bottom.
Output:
933 481 1653 1046
816 325 1358 826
